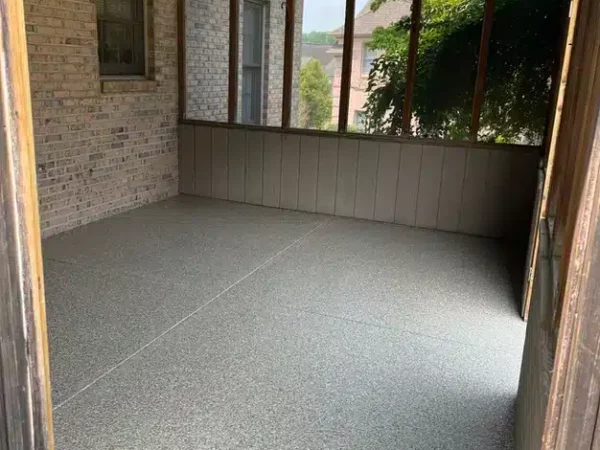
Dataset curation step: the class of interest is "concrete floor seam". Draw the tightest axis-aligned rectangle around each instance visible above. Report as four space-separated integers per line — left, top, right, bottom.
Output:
51 219 328 412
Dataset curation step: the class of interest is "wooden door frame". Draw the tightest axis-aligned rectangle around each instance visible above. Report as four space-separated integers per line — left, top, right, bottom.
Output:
0 0 54 448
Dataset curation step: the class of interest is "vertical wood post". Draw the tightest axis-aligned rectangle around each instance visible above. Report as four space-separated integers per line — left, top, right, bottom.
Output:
337 0 356 133
282 0 296 128
228 0 240 123
0 0 54 448
177 0 186 120
401 0 422 136
469 0 494 141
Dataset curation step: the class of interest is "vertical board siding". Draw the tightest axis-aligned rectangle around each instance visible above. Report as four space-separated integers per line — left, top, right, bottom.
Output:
179 124 195 194
212 128 229 200
280 135 301 210
416 145 444 229
183 124 539 238
228 129 247 202
395 144 423 226
316 137 339 214
459 148 490 235
437 147 467 232
263 132 282 207
194 126 212 197
245 130 264 204
374 142 401 223
335 138 359 217
485 150 511 237
354 140 379 220
298 135 319 212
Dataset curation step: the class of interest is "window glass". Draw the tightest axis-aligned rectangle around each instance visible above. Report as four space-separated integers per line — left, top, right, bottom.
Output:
293 0 345 130
362 44 377 75
345 0 410 134
478 0 564 145
97 0 145 76
241 1 264 124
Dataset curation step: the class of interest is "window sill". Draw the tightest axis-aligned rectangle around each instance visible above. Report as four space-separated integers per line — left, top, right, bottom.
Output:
100 78 157 94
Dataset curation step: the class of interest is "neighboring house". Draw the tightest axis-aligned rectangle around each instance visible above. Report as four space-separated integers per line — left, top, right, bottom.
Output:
330 0 411 129
186 0 303 127
301 43 336 83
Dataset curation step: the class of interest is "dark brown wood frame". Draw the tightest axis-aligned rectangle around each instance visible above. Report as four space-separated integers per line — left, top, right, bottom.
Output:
178 0 566 151
470 0 494 141
402 0 422 135
0 0 54 447
228 0 240 123
282 0 295 128
338 0 356 133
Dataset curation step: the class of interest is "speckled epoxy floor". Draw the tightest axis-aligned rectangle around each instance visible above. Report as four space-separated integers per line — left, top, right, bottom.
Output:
44 196 526 450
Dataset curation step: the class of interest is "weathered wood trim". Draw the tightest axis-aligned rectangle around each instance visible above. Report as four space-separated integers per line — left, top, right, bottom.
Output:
337 0 356 133
282 0 295 128
0 0 54 447
469 0 494 141
228 0 240 123
401 0 422 135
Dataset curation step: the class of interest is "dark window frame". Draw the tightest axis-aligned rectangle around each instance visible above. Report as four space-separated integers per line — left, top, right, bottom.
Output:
97 0 146 77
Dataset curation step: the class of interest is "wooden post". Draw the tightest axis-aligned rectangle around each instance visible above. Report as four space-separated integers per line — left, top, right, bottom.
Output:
177 0 187 120
0 0 54 448
337 0 356 133
282 0 295 128
401 0 422 136
469 0 494 141
228 0 240 123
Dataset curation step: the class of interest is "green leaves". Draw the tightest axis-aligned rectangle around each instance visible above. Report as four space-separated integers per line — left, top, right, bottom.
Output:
364 0 563 143
300 59 333 130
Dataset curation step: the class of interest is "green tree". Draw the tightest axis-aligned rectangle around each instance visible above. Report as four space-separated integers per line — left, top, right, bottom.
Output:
300 59 333 129
365 0 565 143
302 31 337 45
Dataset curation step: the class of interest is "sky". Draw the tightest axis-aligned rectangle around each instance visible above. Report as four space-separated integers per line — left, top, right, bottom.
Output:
302 0 370 32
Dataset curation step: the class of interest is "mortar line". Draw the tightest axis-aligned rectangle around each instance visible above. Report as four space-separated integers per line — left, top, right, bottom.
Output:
52 219 329 411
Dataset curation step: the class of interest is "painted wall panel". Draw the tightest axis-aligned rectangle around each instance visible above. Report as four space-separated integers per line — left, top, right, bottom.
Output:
437 147 467 232
280 135 301 210
194 126 212 197
459 148 490 235
335 139 359 217
263 132 282 208
179 124 195 194
316 137 339 214
395 144 423 226
298 135 319 212
245 131 264 205
182 124 539 239
416 145 444 229
212 128 229 200
374 142 401 223
228 129 246 202
354 141 379 220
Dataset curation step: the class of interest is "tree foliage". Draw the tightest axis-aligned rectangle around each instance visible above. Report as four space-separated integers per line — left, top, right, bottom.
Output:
302 31 337 45
300 58 333 129
365 0 565 143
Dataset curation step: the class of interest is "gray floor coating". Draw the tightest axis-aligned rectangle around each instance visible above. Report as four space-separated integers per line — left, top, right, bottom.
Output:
43 195 526 450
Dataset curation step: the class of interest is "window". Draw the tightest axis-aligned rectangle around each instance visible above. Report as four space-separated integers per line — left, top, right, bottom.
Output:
241 0 265 125
362 44 377 75
97 0 146 77
354 111 367 132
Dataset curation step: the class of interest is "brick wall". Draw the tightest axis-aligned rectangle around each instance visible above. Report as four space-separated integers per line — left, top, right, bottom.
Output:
25 0 179 237
185 0 302 126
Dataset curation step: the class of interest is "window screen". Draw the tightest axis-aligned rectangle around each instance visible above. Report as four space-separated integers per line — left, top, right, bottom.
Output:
241 0 264 124
97 0 145 76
